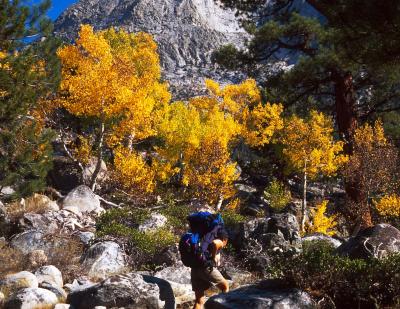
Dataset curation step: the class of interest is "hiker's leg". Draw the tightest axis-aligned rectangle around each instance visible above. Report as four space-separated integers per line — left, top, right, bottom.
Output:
216 278 229 293
193 289 205 309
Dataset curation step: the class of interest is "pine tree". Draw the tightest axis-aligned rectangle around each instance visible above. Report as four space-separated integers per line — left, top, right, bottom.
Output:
216 0 400 228
0 0 60 199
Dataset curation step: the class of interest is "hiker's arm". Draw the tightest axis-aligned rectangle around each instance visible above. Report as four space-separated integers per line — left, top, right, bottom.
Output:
210 239 224 258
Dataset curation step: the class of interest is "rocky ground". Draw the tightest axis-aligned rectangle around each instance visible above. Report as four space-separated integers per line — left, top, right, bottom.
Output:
1 183 400 309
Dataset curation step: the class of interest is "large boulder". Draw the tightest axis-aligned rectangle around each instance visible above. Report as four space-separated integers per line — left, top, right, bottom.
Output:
205 281 315 309
67 273 164 309
0 272 38 297
35 265 63 288
336 223 400 259
81 241 127 280
154 263 194 306
62 185 104 215
4 287 58 309
152 244 180 267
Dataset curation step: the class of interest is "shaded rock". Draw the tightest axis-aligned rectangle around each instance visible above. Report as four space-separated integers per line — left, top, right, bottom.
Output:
35 265 63 288
81 241 127 280
47 156 83 193
39 281 67 301
233 213 302 254
302 234 343 248
152 244 180 267
27 250 48 269
62 185 104 215
138 213 167 232
205 282 315 309
20 212 58 233
4 287 58 309
0 271 38 296
64 279 95 294
336 223 400 259
67 272 164 309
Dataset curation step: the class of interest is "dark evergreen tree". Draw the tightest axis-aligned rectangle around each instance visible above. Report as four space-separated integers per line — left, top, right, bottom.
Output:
0 0 60 199
215 0 400 229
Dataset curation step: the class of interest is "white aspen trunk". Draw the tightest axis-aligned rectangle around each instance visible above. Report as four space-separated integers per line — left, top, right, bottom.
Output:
301 160 307 232
90 122 105 191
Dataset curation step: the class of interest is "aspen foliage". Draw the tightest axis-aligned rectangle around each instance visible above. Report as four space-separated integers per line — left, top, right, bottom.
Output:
373 194 400 218
56 25 170 192
281 110 348 178
306 200 337 236
156 79 283 204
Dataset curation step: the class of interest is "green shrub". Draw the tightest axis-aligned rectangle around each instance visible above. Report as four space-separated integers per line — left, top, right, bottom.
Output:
159 203 191 232
263 179 291 212
221 210 246 228
267 240 400 308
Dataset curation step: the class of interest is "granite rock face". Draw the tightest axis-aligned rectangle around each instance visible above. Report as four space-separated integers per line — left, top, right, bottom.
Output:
54 0 248 98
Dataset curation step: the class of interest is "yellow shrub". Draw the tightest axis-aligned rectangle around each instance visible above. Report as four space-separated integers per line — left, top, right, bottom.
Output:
306 200 337 236
374 194 400 217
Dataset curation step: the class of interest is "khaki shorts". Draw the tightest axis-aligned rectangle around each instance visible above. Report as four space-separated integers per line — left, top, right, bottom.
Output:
190 267 226 292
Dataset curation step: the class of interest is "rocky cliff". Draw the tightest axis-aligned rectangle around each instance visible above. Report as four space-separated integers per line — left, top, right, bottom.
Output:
55 0 249 98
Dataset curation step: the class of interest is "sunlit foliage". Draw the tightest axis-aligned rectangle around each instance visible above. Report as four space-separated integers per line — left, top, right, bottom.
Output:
374 194 400 218
306 200 337 236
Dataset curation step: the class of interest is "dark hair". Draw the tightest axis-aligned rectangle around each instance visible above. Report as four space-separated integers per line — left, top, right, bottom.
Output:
217 228 229 241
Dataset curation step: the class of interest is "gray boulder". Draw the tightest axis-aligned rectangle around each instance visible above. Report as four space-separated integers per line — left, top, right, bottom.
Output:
35 265 63 288
154 263 194 306
39 281 67 302
336 223 400 259
62 185 104 215
205 281 315 309
4 287 58 309
152 244 180 267
10 230 50 254
302 234 343 248
67 272 164 309
81 241 127 280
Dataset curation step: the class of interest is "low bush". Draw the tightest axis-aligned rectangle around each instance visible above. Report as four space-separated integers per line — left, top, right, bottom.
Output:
263 179 291 212
267 240 400 308
96 207 177 268
5 194 55 222
0 244 25 277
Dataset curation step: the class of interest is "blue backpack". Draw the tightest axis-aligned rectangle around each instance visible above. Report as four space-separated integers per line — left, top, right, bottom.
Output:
179 212 224 268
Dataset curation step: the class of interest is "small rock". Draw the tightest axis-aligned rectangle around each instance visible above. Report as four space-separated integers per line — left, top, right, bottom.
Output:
35 265 63 288
302 234 342 248
55 304 71 309
138 213 167 232
81 241 127 280
0 291 5 303
62 185 104 215
4 287 58 309
27 250 48 268
0 271 38 296
76 231 95 245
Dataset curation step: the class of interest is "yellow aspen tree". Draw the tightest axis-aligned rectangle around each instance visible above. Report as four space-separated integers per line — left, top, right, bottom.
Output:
281 111 348 231
306 200 337 236
56 25 170 191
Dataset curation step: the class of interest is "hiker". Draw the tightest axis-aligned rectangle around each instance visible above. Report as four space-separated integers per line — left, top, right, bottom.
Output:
179 212 230 309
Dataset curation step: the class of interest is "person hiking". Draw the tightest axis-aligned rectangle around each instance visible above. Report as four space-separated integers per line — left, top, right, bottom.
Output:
179 212 230 309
